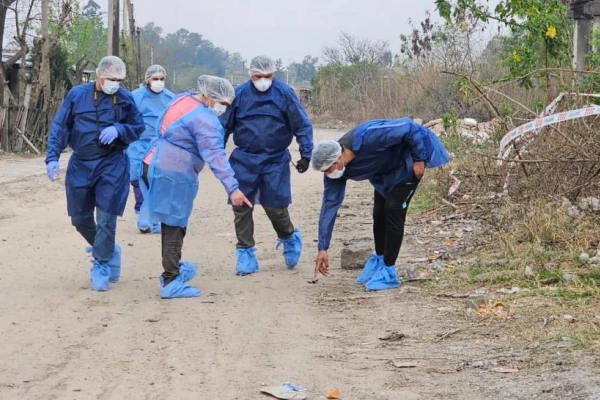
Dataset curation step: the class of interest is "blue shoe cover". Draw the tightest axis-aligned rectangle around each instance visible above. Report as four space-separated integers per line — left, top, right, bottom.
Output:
235 248 259 276
159 275 200 299
365 265 401 292
136 210 160 234
137 218 152 234
178 261 197 283
356 253 383 285
108 244 122 283
151 222 161 234
275 228 302 269
87 245 121 283
90 261 110 291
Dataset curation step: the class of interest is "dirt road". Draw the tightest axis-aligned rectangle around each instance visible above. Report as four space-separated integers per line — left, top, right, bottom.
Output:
1 129 599 400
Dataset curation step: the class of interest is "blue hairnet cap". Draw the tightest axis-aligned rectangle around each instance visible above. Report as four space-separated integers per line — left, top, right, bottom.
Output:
145 65 167 81
312 140 342 171
96 56 126 80
197 75 235 105
249 55 274 76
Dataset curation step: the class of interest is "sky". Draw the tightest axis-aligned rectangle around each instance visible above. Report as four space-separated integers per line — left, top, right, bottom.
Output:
92 0 459 64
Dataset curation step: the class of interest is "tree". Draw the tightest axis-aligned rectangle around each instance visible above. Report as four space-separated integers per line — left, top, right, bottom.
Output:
82 0 100 16
435 0 571 88
288 55 318 85
140 26 232 80
0 1 19 80
162 29 200 69
323 32 392 66
194 41 229 76
227 52 245 72
29 0 73 109
59 1 107 85
49 43 70 90
138 22 163 68
0 0 33 106
399 10 486 76
274 58 286 81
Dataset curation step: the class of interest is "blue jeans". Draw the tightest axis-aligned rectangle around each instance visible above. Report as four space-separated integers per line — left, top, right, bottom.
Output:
71 209 118 263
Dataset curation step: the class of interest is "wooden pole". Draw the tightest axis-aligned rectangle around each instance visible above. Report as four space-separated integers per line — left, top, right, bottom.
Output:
107 0 120 56
136 27 142 85
125 0 140 85
113 0 120 56
107 0 113 55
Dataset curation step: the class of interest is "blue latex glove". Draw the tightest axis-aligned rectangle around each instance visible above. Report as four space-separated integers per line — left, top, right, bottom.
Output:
46 161 60 182
99 126 119 145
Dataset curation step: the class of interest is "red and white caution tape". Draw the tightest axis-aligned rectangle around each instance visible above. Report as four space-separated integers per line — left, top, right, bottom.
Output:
497 104 600 166
447 92 600 197
498 92 600 166
448 171 461 196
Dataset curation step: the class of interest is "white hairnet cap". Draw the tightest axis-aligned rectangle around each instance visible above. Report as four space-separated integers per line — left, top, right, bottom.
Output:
312 140 342 171
145 64 167 81
96 56 126 80
197 75 235 104
249 55 274 76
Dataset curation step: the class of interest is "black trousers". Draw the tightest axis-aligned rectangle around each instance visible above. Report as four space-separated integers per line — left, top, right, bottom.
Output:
373 182 418 267
161 224 186 284
233 205 294 249
142 162 186 285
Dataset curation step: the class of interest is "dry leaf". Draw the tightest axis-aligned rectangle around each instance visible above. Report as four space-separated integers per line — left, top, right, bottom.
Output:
326 388 340 399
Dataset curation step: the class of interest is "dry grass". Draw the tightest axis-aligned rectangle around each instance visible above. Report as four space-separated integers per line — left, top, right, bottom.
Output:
312 61 600 349
311 66 497 123
427 262 600 350
416 113 600 349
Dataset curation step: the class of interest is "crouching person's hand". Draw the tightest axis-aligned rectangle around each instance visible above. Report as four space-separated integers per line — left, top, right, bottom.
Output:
230 189 253 208
315 250 330 277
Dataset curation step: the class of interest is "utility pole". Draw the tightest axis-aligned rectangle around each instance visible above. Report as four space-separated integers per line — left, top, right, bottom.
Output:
569 0 600 73
136 27 143 86
125 0 140 85
107 0 113 54
107 0 120 56
122 0 129 34
41 0 50 91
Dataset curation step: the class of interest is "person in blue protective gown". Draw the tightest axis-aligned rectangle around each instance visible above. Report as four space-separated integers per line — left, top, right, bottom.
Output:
311 118 450 291
126 64 176 234
140 75 252 299
219 55 313 276
44 56 145 292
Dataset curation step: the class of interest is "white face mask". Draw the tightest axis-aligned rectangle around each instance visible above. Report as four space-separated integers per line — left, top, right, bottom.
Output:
102 79 120 95
150 80 165 93
327 161 345 179
211 103 227 116
253 78 272 92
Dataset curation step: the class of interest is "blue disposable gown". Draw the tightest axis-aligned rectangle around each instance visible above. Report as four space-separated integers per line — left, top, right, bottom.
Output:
219 79 313 207
126 86 176 182
317 118 449 251
141 95 239 228
45 82 145 217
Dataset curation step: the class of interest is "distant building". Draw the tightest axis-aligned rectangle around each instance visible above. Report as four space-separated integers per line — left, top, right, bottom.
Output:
1 47 32 100
293 86 312 107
